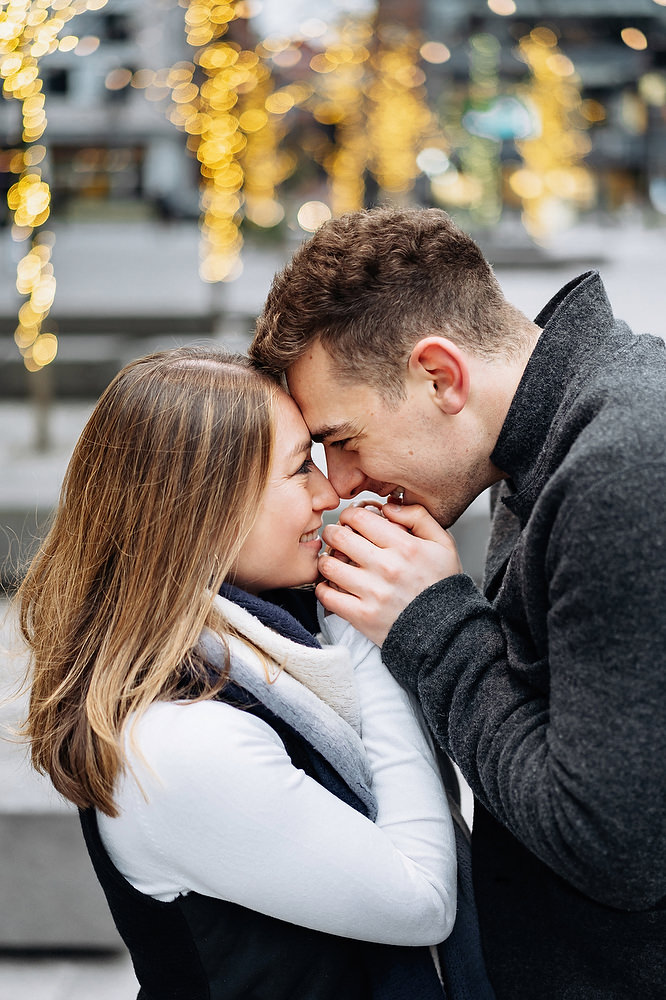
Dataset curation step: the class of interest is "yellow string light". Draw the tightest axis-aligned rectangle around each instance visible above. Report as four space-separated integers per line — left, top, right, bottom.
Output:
0 0 109 370
366 30 436 198
238 67 298 229
309 19 444 212
311 19 371 215
514 28 596 239
174 1 300 281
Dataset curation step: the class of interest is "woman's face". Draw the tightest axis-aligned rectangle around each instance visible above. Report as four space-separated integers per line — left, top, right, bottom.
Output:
230 393 339 595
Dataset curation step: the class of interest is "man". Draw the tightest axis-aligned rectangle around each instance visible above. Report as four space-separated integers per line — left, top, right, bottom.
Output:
249 207 666 999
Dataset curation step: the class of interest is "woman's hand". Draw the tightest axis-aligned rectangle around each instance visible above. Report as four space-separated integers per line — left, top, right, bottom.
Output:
316 502 462 647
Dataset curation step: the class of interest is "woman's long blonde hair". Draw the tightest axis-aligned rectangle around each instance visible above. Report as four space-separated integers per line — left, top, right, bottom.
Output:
18 346 279 817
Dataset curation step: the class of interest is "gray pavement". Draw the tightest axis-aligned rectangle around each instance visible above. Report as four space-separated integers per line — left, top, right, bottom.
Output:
0 951 138 1000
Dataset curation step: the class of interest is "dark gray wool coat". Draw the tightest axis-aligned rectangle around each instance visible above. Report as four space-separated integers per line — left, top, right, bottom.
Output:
382 271 666 1000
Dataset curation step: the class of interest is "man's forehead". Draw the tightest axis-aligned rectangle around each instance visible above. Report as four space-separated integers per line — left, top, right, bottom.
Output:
286 376 360 439
287 343 337 389
286 346 376 441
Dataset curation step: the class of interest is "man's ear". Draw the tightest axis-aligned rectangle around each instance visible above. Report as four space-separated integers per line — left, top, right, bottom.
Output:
408 337 470 414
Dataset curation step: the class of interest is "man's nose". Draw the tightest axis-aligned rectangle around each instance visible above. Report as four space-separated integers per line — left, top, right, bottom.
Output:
324 448 369 500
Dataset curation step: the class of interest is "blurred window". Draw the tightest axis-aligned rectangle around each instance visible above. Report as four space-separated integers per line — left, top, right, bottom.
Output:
102 13 132 43
50 144 144 215
43 68 70 96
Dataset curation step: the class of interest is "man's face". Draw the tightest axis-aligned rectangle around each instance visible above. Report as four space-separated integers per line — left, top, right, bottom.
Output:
287 340 489 528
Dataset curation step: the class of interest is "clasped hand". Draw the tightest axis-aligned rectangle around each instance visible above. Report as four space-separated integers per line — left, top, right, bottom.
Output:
316 501 462 647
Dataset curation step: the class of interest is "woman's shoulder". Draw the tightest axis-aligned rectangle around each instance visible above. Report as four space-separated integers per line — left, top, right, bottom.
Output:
128 696 285 772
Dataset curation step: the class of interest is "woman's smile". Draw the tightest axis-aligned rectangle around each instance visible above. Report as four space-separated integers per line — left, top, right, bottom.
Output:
230 395 338 594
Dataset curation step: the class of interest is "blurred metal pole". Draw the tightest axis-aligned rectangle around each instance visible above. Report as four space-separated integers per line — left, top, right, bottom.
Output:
27 364 53 452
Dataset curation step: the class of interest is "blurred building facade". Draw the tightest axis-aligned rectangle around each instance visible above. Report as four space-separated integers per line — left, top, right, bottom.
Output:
0 0 199 227
425 0 666 221
0 0 664 241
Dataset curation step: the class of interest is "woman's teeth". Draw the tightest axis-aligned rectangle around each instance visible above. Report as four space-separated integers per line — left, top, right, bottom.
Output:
299 530 319 543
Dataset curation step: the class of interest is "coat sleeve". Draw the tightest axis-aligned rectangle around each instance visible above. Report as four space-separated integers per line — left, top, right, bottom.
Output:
381 462 666 911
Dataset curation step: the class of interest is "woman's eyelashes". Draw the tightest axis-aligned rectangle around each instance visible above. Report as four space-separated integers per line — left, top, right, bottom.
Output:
295 457 316 475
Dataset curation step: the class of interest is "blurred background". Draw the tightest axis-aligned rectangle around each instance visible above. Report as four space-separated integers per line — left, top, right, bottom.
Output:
1 0 665 995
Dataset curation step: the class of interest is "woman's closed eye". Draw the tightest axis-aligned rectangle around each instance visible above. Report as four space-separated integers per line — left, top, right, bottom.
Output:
295 457 316 475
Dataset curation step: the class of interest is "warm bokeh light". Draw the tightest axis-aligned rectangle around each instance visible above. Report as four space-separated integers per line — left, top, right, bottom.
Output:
297 200 332 232
581 98 607 122
621 28 648 51
131 68 155 89
310 19 371 214
546 53 575 76
487 0 516 15
639 72 666 105
271 47 302 68
420 41 451 64
299 18 328 40
366 33 437 195
172 1 300 280
105 68 133 91
0 0 110 369
74 36 100 56
514 28 596 240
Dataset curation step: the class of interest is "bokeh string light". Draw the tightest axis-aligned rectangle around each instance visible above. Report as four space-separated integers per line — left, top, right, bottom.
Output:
0 0 109 370
238 47 302 232
162 5 446 261
307 16 444 214
175 0 248 282
366 27 438 200
310 18 371 215
163 1 304 281
512 27 596 240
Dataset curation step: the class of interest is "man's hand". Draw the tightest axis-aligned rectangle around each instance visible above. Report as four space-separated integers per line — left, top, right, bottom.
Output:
316 502 462 646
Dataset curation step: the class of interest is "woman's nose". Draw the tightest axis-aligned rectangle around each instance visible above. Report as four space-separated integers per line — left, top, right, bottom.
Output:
311 466 340 512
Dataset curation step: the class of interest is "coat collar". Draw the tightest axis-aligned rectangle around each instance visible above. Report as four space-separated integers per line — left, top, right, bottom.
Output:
490 270 623 526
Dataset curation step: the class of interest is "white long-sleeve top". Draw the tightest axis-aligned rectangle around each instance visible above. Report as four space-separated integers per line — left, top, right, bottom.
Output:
98 606 457 947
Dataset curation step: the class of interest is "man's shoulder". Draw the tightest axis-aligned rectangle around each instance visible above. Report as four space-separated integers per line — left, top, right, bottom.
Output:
558 331 665 463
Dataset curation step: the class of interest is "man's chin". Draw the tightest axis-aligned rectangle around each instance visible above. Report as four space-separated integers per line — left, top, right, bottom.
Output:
429 499 467 530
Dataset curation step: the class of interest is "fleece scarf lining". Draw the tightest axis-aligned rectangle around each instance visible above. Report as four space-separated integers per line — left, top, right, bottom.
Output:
197 592 377 821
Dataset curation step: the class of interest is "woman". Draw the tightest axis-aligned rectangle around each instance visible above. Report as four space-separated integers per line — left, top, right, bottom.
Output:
19 346 456 999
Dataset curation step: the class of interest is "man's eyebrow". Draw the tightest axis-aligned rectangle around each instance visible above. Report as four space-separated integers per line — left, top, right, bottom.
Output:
310 422 357 444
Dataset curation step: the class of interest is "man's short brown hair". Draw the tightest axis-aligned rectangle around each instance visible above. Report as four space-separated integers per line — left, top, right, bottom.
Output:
250 206 529 400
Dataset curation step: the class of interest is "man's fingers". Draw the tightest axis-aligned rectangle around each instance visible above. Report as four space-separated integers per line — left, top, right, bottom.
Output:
337 504 409 547
322 521 382 567
315 580 385 646
381 501 452 543
318 548 367 597
337 501 451 548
